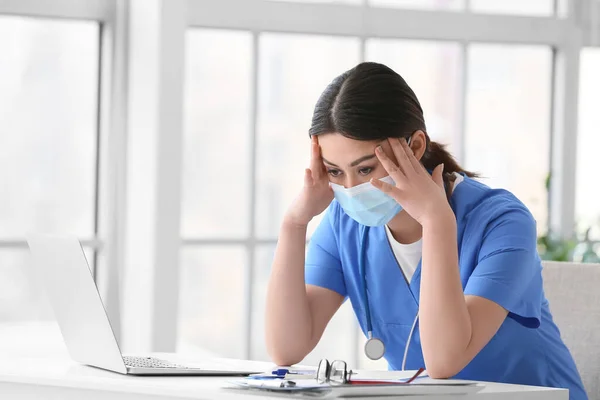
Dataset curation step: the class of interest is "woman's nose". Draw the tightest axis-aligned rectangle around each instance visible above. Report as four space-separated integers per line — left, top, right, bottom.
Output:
344 176 362 189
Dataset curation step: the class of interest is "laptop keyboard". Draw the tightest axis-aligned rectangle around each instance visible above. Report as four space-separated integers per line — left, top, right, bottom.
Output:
122 356 191 369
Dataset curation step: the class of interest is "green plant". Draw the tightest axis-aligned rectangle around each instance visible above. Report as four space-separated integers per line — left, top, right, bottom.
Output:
536 172 599 262
537 233 577 262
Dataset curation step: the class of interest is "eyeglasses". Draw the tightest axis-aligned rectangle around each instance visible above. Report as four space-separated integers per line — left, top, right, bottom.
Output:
316 359 348 385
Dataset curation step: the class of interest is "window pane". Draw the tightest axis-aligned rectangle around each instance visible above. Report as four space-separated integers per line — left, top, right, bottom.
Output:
576 49 600 239
0 247 95 356
470 0 554 16
368 0 463 11
366 39 462 155
178 246 246 358
182 30 252 238
465 44 552 233
0 17 99 238
0 247 95 324
251 245 356 364
0 250 54 322
256 33 360 239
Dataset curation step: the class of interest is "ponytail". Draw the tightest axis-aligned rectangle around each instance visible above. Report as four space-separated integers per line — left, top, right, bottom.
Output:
421 140 478 200
421 141 478 178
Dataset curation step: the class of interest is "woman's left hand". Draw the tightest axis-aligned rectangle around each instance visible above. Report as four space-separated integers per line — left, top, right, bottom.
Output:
371 138 452 226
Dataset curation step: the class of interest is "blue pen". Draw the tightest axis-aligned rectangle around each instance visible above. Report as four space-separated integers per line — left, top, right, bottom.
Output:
273 368 316 378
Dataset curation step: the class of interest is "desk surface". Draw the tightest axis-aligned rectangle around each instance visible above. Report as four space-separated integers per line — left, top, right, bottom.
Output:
0 355 568 400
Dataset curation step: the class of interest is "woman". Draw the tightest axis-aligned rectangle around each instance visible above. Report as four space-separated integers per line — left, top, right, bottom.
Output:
265 62 586 399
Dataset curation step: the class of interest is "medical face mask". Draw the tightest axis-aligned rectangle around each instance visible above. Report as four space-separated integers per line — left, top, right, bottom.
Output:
330 176 402 227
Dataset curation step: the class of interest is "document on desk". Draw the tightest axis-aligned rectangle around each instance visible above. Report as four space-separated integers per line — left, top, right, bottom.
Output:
226 376 486 398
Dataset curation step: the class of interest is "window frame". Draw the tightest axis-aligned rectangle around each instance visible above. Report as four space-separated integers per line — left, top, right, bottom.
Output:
180 0 587 364
0 0 119 333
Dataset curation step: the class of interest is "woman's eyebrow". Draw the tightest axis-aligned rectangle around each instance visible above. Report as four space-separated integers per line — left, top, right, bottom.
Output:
322 154 377 168
322 157 339 168
349 154 376 167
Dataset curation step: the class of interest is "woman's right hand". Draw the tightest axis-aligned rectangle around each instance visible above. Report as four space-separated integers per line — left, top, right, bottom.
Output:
284 135 334 227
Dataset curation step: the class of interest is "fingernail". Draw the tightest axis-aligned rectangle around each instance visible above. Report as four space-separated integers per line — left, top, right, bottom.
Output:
376 146 383 153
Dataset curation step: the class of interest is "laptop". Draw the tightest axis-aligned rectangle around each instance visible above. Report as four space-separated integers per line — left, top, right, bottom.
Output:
26 234 264 376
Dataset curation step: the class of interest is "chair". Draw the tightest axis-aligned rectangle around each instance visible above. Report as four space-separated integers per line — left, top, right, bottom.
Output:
542 261 600 399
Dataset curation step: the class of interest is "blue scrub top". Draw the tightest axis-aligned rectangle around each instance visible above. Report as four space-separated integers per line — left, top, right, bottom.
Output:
305 175 587 400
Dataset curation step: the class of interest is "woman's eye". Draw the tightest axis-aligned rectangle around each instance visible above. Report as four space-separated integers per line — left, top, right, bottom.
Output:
358 167 373 176
328 169 342 177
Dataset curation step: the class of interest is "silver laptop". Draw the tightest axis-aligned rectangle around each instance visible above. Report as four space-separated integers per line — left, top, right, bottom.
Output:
26 234 264 376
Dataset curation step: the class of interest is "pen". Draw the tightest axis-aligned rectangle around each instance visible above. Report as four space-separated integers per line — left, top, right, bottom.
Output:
272 368 315 376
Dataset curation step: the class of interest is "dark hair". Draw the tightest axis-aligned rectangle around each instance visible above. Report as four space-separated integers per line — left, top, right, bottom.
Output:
309 62 477 192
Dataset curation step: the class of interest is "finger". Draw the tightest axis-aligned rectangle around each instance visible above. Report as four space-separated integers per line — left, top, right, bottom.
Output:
403 137 425 173
371 177 402 202
375 145 406 184
389 138 415 175
432 163 444 189
310 136 322 180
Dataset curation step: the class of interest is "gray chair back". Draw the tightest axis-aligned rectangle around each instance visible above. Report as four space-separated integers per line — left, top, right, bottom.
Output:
542 261 600 399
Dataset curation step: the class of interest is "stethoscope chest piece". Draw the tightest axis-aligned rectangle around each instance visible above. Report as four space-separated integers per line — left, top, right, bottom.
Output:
364 336 385 360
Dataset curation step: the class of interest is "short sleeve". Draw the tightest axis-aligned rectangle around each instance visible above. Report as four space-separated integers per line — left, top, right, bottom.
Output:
464 205 543 328
305 204 347 297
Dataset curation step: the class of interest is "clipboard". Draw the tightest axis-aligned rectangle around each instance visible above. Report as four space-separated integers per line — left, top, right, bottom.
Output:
226 378 486 398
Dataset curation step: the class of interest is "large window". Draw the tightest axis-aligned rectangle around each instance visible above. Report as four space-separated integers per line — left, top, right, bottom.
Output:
576 48 600 239
182 26 555 367
0 16 100 336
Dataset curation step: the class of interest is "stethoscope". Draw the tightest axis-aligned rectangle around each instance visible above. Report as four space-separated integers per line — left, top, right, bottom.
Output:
360 226 420 371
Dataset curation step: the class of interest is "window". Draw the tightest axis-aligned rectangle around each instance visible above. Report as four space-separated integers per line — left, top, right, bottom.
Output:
182 30 253 239
576 48 600 239
180 29 253 357
0 16 99 239
465 44 552 233
178 247 247 358
0 17 100 332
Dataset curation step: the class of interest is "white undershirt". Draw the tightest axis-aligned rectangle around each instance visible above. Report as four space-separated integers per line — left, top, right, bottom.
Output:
384 173 464 283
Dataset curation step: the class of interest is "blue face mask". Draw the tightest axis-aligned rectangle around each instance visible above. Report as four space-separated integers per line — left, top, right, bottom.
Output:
330 176 402 227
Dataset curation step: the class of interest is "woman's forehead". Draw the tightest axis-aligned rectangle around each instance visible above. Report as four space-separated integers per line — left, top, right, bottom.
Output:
318 133 388 160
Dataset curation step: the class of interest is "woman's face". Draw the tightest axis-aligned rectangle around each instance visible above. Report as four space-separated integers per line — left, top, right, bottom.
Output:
317 131 426 188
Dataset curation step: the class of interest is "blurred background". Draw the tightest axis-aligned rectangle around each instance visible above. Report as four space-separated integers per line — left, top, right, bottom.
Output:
0 0 599 370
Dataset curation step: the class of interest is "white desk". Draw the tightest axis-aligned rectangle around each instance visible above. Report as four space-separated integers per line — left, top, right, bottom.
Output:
0 356 568 400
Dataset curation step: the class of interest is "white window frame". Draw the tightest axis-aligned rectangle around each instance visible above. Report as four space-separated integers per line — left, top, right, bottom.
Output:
0 0 121 335
0 0 116 252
